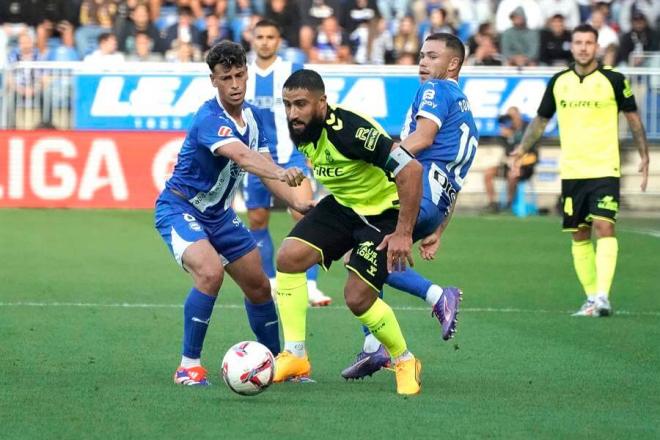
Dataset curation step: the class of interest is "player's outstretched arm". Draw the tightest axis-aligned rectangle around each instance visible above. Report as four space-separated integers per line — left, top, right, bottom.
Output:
624 111 650 192
377 146 423 272
260 154 315 215
400 117 439 156
215 142 305 186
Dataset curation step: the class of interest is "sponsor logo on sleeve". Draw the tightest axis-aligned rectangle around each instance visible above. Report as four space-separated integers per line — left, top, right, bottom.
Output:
218 126 233 137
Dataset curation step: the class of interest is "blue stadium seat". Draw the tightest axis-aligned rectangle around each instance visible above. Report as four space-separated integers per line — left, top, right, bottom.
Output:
511 180 538 217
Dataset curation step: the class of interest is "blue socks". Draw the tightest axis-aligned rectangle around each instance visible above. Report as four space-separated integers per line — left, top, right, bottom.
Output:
306 264 319 282
182 287 216 358
385 267 432 300
251 228 275 279
244 298 281 356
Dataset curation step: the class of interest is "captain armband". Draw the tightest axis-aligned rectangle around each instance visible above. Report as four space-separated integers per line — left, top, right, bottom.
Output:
385 146 415 177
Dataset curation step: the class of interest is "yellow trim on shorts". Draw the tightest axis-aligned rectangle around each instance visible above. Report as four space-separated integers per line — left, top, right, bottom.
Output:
284 236 328 270
345 264 380 293
587 214 616 224
562 228 579 232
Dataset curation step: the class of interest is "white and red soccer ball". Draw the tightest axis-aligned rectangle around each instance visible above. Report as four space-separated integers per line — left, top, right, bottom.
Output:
221 341 275 396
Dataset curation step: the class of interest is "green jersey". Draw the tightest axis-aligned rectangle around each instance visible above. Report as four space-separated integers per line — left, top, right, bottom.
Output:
296 105 398 216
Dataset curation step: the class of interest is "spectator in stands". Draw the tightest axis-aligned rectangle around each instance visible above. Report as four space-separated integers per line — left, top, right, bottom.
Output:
467 21 497 55
420 8 456 41
369 17 395 64
160 6 202 54
308 16 352 64
393 15 420 61
617 11 659 66
200 12 232 53
165 38 202 62
395 51 417 65
76 0 120 57
539 0 580 30
376 0 409 22
539 13 573 66
342 0 381 64
501 7 539 66
495 0 544 33
37 19 79 61
6 30 53 128
448 0 494 41
466 33 503 66
589 8 619 63
116 3 161 54
126 30 163 61
483 106 538 213
265 0 301 48
618 0 659 34
298 0 343 54
83 32 125 63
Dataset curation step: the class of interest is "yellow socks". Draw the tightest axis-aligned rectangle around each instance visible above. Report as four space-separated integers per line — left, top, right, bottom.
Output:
596 237 618 298
275 272 308 343
357 298 407 358
571 240 597 297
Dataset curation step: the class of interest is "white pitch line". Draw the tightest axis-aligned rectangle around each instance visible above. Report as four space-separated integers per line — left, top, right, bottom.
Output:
620 227 660 238
0 302 659 316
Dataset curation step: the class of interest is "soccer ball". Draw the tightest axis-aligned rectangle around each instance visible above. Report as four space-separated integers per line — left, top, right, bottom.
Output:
221 341 275 396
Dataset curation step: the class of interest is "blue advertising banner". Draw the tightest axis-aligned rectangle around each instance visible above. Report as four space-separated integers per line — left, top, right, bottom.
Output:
74 71 556 136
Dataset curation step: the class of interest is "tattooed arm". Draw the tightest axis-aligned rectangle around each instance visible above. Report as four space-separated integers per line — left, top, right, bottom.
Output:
624 111 650 191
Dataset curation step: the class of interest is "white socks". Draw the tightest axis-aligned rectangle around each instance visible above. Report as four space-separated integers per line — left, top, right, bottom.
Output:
180 356 201 368
394 350 414 363
285 341 306 357
363 333 381 353
425 285 444 307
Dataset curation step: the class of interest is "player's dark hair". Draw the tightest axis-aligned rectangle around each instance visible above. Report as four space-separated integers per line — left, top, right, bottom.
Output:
572 23 598 39
283 69 325 93
206 40 247 72
425 32 465 66
255 18 282 36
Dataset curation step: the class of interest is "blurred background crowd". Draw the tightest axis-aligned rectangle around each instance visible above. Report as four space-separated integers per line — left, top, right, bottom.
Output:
0 0 658 68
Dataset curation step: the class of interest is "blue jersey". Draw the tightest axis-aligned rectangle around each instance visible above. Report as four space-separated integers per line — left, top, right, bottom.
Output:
401 79 479 192
165 96 271 217
245 57 303 164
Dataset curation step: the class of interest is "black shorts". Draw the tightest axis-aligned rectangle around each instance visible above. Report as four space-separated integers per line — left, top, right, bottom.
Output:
287 195 398 291
561 177 619 231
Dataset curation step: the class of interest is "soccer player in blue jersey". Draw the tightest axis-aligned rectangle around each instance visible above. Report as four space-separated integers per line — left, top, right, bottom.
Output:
243 19 332 307
342 33 479 379
154 41 311 386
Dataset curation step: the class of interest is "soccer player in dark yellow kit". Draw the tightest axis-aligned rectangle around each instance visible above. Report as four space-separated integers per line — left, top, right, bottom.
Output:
512 24 650 317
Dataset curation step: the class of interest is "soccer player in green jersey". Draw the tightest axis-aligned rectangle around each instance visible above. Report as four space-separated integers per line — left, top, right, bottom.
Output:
272 69 424 395
512 24 650 317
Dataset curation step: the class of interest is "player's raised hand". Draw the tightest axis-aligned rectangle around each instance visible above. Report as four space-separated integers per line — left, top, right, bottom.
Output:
377 231 414 273
278 167 305 186
639 156 649 191
419 232 441 260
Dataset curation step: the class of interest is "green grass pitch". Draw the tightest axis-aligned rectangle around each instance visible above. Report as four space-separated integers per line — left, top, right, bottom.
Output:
1 209 659 439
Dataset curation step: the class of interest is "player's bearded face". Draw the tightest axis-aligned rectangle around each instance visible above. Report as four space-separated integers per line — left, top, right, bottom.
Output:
284 89 326 144
287 112 324 145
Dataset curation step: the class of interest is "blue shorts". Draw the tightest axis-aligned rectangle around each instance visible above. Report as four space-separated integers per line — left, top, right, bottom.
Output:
413 163 456 241
154 190 256 267
243 154 312 210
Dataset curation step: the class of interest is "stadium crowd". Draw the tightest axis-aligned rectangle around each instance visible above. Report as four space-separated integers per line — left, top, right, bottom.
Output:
0 0 658 68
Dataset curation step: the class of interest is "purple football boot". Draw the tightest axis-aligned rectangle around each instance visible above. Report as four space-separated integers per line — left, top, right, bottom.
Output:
431 287 462 340
341 345 391 380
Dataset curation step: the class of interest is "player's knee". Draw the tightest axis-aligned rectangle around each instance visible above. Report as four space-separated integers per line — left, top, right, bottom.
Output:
275 241 311 273
593 221 615 238
193 264 224 294
247 209 269 229
343 281 374 316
